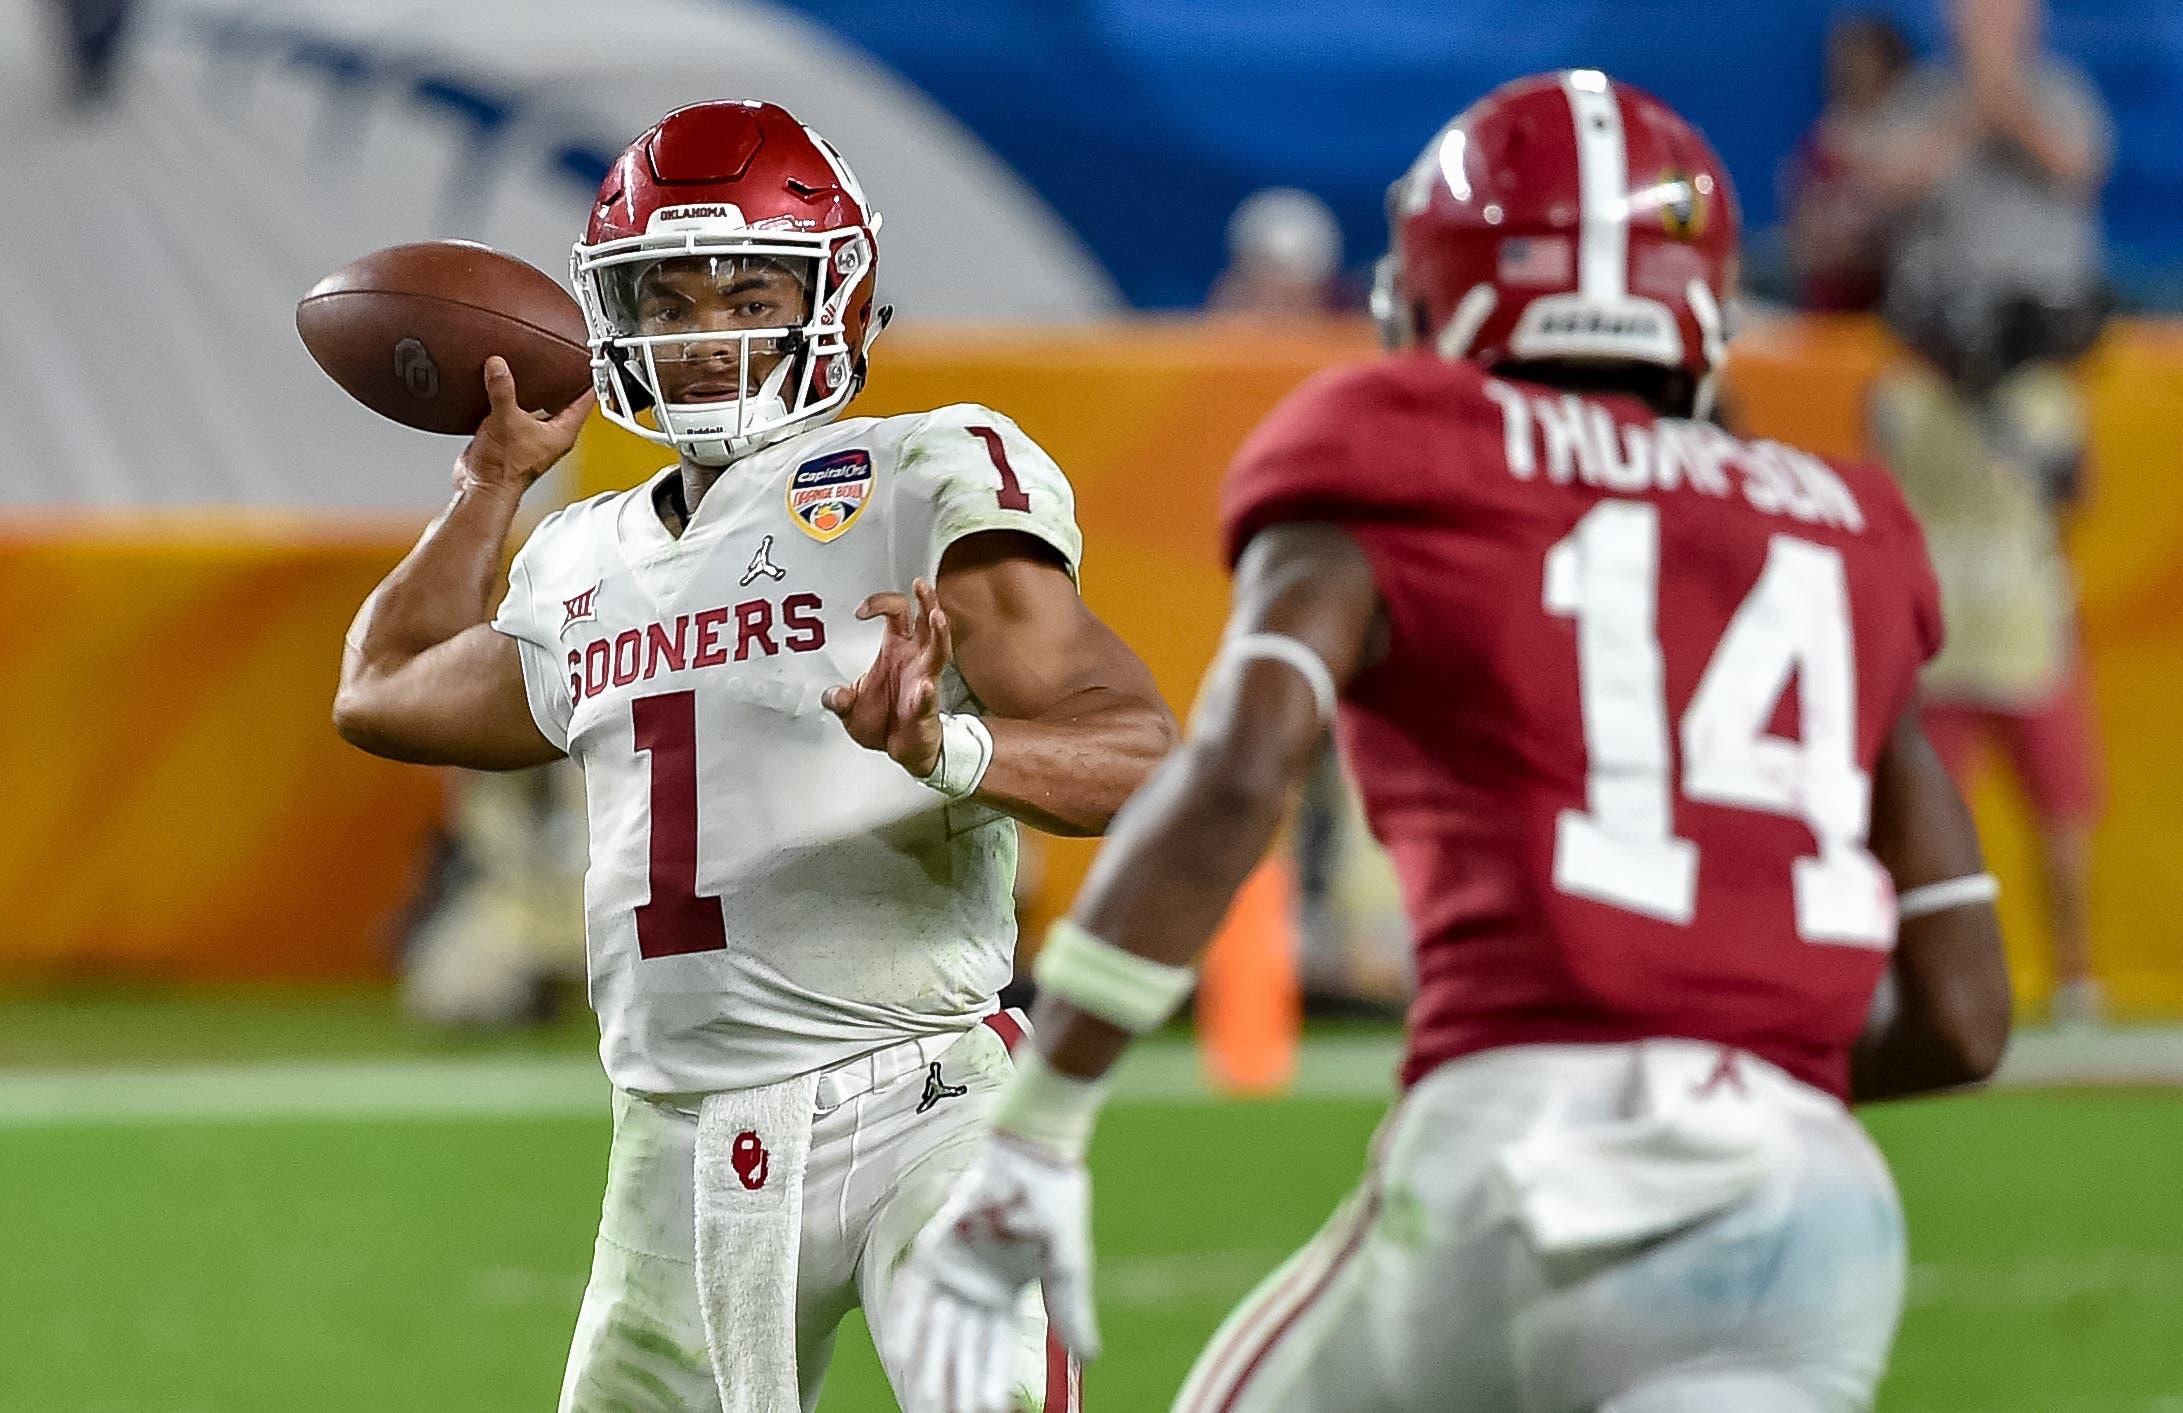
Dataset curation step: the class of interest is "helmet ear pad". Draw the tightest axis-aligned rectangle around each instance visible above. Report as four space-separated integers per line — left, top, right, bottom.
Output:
848 303 893 399
606 341 655 415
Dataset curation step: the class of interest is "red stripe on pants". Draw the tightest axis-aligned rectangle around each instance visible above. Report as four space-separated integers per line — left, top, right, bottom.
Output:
1200 1193 1379 1413
982 1006 1075 1405
983 1008 1027 1055
1046 1326 1080 1411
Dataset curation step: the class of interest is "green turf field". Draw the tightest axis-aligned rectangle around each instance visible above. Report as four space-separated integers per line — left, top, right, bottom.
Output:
1 994 2179 1411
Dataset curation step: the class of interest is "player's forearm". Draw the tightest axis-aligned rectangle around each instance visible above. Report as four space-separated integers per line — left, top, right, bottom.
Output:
1851 1006 2006 1102
1851 915 2012 1102
973 692 1178 836
1031 730 1301 1079
342 483 524 683
986 734 1299 1161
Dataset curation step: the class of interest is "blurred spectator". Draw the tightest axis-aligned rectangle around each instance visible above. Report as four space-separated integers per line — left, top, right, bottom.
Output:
1292 748 1411 1007
1780 14 1915 311
1865 0 2111 1024
42 0 134 104
1874 0 2112 384
400 766 587 1027
1207 187 1346 317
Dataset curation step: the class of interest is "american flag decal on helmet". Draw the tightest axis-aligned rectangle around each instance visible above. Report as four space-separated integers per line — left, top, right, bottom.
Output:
1498 236 1574 288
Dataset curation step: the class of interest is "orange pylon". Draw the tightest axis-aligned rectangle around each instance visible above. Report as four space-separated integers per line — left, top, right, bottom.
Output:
1197 859 1302 1096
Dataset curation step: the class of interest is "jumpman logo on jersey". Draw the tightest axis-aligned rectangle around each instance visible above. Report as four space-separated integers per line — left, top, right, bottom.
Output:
741 535 787 586
917 1062 969 1114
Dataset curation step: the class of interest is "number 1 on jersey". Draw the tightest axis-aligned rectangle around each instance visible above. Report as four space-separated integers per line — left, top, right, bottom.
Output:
969 426 1032 511
633 690 729 958
1545 500 1892 946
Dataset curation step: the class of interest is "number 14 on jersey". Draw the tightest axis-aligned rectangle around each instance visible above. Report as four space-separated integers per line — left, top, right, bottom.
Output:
1545 500 1894 947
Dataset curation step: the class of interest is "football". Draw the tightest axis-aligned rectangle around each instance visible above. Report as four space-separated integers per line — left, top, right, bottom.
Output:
296 241 594 435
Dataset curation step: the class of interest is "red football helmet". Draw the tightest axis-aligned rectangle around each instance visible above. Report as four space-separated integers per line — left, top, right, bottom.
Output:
572 100 889 465
1371 70 1740 414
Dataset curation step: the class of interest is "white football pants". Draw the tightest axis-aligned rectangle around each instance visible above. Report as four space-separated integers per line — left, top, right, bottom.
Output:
1174 1041 1905 1413
559 1015 1080 1412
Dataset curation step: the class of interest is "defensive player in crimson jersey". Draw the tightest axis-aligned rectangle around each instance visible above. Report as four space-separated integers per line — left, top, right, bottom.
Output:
895 72 2010 1413
335 101 1173 1412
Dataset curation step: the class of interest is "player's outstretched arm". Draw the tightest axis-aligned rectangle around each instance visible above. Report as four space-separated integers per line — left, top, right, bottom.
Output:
824 531 1179 836
1029 521 1384 1075
333 358 593 770
939 532 1178 834
886 524 1382 1403
1851 709 2014 1102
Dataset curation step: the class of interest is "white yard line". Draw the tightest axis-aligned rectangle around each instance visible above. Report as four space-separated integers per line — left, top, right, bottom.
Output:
1906 1249 2183 1311
0 1035 1400 1128
1991 1025 2183 1088
0 1027 2173 1128
0 1054 611 1126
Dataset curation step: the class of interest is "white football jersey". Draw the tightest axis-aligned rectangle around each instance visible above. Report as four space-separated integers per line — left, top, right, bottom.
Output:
492 404 1083 1097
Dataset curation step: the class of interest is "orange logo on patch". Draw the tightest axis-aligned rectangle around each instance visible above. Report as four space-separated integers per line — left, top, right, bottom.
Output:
786 449 873 543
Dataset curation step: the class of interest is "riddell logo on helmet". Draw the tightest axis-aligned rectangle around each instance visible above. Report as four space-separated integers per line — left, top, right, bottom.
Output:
1534 308 1669 339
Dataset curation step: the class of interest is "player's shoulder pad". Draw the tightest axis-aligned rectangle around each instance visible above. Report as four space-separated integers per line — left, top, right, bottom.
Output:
914 401 1012 433
1221 354 1480 568
901 402 1056 462
895 402 1083 573
895 403 1071 501
1816 448 1946 657
506 487 629 603
521 485 621 546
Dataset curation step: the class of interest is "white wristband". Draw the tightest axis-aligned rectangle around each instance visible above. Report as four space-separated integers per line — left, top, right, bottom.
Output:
992 1048 1109 1161
1034 918 1196 1034
1897 872 2000 921
917 712 995 799
1220 632 1339 723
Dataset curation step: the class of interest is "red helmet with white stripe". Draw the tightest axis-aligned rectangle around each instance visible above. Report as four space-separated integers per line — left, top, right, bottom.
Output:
572 100 889 465
1371 70 1739 414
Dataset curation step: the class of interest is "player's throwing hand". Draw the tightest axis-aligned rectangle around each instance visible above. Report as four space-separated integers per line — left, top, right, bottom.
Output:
451 356 597 500
888 1134 1100 1413
824 577 952 777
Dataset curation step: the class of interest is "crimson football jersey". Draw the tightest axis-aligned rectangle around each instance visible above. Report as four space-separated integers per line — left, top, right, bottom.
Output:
1222 353 1944 1100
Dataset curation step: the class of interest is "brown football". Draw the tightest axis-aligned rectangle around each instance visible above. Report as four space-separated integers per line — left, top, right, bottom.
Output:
296 241 593 435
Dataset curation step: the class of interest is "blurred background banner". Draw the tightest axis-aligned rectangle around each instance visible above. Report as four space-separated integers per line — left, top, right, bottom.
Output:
8 0 2183 502
0 0 1117 509
766 0 2183 308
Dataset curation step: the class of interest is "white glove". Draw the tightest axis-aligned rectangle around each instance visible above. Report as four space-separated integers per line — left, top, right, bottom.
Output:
889 1134 1101 1413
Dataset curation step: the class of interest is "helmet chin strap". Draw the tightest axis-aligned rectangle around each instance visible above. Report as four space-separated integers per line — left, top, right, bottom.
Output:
1685 278 1727 422
1434 285 1499 359
658 352 802 466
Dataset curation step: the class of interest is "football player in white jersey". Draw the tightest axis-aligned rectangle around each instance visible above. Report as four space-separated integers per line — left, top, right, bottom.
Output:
332 100 1174 1413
